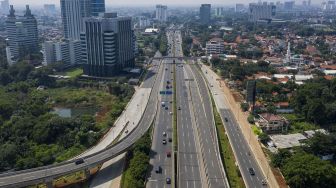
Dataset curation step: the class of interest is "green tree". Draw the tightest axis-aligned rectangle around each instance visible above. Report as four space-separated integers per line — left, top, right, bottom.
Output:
282 153 336 188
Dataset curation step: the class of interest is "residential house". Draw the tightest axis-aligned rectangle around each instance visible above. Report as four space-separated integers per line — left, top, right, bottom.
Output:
256 113 289 134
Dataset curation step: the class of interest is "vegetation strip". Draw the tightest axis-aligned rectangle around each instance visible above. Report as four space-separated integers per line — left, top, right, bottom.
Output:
210 95 245 188
173 63 177 188
120 127 152 188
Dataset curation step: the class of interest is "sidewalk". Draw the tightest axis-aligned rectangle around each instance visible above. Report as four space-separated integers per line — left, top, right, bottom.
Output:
200 64 280 188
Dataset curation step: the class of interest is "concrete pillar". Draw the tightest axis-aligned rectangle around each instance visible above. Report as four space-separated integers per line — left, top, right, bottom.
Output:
85 168 91 178
46 181 53 188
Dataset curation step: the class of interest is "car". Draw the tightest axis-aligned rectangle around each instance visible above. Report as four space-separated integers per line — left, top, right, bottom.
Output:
125 130 129 134
249 168 255 175
155 166 161 173
169 112 173 115
75 158 84 165
162 139 167 144
166 151 171 157
168 137 172 142
163 132 167 136
165 106 168 110
261 179 267 186
178 107 181 110
225 118 228 122
166 178 171 184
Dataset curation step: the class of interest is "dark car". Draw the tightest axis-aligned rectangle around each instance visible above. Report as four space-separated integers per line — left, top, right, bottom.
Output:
166 151 171 157
75 158 84 165
178 107 181 110
249 168 255 175
165 106 168 110
155 166 161 173
166 177 171 184
168 137 172 142
225 118 228 122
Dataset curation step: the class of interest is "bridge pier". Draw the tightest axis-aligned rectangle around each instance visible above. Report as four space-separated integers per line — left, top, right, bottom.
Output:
85 168 91 178
46 181 53 188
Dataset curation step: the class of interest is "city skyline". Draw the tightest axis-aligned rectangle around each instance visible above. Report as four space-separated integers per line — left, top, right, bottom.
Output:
6 0 327 7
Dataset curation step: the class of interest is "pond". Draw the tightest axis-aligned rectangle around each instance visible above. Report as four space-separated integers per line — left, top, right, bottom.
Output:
52 107 98 118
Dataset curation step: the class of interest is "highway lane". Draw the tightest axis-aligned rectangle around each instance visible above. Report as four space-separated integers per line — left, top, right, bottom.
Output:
147 59 174 188
176 62 203 188
199 64 267 188
0 59 164 188
185 64 228 188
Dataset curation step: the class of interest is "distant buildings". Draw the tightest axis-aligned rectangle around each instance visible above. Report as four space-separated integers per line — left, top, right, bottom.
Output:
215 7 224 16
235 4 245 12
248 2 276 22
43 4 56 15
155 4 167 22
80 13 135 77
200 4 211 25
206 38 224 55
284 1 295 10
321 0 336 11
137 16 151 29
0 0 9 13
6 5 38 64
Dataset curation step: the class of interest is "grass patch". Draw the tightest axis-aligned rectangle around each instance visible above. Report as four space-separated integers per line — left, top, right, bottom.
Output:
211 96 245 188
54 170 86 187
289 121 320 134
64 67 83 78
252 125 262 135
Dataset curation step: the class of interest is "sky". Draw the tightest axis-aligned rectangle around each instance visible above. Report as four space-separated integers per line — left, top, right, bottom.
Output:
6 0 326 7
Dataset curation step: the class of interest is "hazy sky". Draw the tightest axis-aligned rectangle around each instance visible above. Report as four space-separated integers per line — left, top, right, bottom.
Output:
7 0 326 7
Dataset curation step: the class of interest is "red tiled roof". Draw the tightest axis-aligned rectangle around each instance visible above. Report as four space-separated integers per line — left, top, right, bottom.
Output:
260 113 284 122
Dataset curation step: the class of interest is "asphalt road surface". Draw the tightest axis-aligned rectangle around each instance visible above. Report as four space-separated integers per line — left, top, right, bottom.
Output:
147 59 174 188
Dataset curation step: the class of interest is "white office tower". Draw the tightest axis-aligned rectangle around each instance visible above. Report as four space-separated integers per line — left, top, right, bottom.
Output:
138 16 151 29
42 40 81 66
81 13 135 77
6 5 38 64
156 5 167 22
248 2 276 22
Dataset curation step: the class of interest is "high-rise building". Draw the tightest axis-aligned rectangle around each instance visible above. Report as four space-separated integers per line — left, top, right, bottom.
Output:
235 4 245 12
81 13 135 77
156 4 167 22
215 7 224 16
60 0 91 40
0 0 9 13
91 0 105 16
6 5 38 64
200 4 211 25
248 2 276 22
